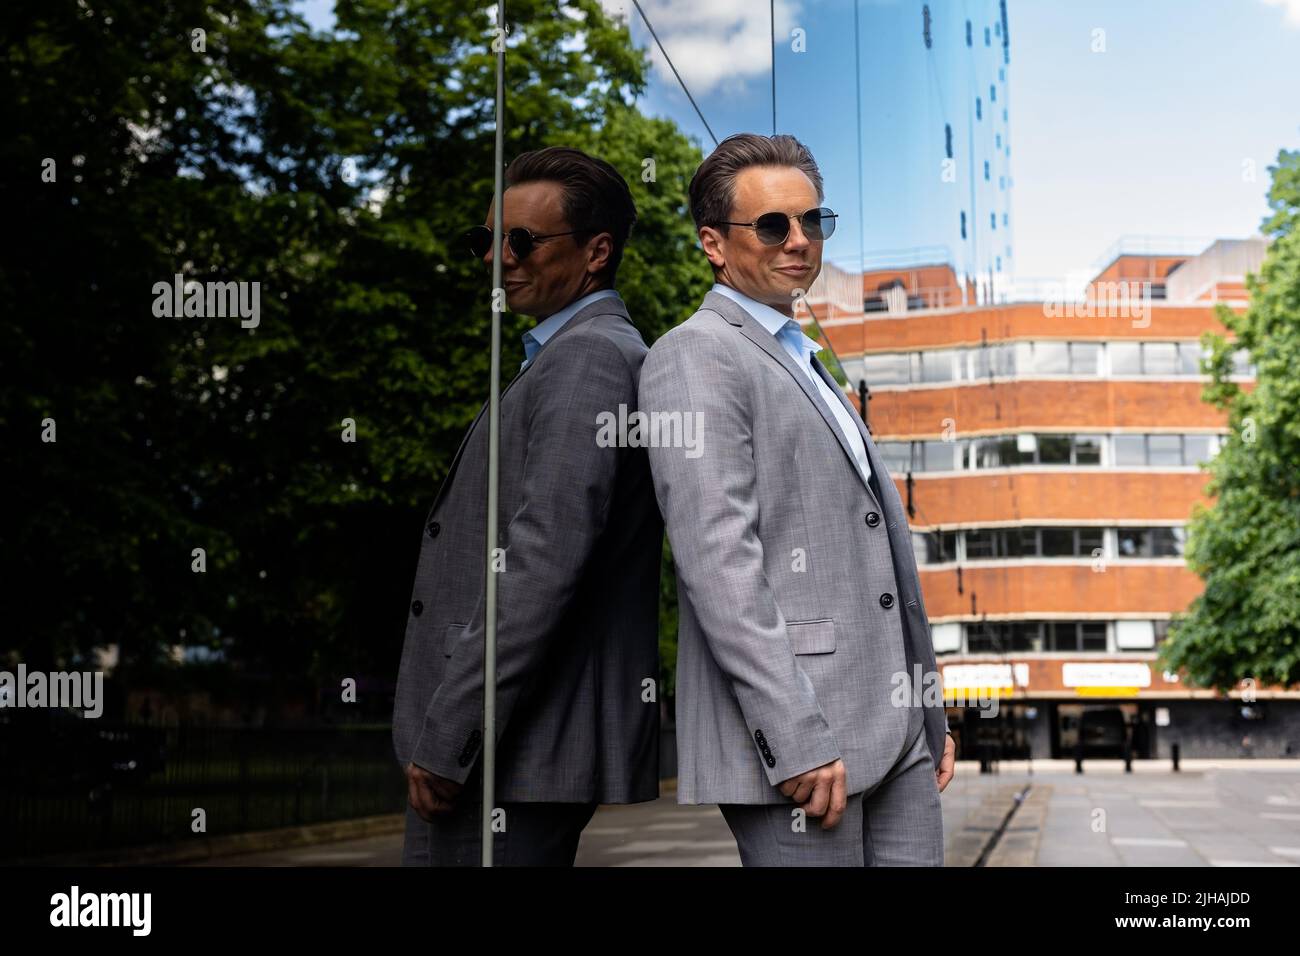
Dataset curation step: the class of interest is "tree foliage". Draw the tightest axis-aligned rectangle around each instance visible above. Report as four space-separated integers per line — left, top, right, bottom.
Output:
1158 148 1300 691
1 0 710 714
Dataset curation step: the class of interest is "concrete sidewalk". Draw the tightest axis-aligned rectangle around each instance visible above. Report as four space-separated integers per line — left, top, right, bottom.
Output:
177 759 1300 866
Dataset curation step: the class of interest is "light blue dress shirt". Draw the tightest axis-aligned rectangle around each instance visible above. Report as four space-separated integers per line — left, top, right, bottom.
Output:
711 282 872 486
520 288 622 371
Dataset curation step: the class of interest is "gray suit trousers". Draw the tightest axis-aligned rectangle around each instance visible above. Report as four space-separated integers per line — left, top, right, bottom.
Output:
718 704 943 866
402 763 598 866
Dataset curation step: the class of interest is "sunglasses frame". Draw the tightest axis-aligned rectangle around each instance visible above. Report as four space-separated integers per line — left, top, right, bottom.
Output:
713 206 838 245
463 224 581 260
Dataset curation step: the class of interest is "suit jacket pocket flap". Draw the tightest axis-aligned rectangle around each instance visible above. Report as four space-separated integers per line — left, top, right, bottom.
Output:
444 622 468 658
786 619 835 655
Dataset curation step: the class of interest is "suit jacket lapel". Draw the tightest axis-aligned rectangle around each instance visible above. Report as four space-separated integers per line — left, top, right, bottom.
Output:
702 290 877 503
428 295 634 516
809 355 885 511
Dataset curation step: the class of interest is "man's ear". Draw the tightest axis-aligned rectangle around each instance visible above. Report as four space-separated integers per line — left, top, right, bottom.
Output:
698 226 726 270
584 232 614 277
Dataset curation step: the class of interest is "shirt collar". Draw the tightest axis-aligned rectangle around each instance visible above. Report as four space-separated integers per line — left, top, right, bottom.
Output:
522 288 621 362
712 282 821 356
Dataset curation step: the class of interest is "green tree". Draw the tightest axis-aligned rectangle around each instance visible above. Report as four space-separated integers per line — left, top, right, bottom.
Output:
1 0 709 716
1158 148 1300 691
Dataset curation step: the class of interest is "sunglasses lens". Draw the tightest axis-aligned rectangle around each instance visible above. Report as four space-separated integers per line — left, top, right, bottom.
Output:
753 213 790 245
802 208 837 241
465 226 492 258
507 228 535 260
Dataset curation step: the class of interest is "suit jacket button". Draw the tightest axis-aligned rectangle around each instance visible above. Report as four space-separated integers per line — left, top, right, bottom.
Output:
879 592 894 609
865 511 881 527
426 520 441 538
411 600 424 616
765 755 776 768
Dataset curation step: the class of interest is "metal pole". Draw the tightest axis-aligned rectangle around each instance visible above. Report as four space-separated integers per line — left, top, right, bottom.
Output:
482 0 505 868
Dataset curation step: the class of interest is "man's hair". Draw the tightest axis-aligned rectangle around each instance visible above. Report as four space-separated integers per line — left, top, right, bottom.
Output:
504 146 637 284
688 133 824 236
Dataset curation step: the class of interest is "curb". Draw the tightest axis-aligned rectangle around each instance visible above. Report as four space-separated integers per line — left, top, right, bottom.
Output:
14 781 682 866
953 757 1300 773
11 813 407 867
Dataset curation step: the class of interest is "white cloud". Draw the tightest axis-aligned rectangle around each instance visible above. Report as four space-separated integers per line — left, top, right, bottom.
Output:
600 0 803 97
1260 0 1300 26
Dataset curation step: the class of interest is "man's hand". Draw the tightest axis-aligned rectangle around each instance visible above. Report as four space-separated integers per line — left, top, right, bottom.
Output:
935 733 956 792
406 762 464 822
778 758 848 829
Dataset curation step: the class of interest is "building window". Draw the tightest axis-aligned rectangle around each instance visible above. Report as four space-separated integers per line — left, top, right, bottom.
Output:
918 439 964 472
862 352 911 385
873 435 1216 474
1231 348 1255 376
957 526 1111 561
1109 342 1141 374
1113 434 1146 466
1073 435 1103 465
1043 622 1107 652
1071 342 1102 374
1112 434 1218 468
1109 341 1209 376
1148 434 1183 466
877 442 913 474
1117 527 1187 558
912 530 959 564
915 349 959 383
1184 434 1214 464
1143 342 1180 375
968 621 1041 653
1029 341 1069 373
1037 435 1072 465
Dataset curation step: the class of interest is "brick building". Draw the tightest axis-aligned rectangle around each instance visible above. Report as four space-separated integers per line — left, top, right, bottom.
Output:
804 236 1300 760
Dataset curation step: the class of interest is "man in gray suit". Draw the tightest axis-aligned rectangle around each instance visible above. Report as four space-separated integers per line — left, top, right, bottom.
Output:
392 147 662 866
639 133 956 866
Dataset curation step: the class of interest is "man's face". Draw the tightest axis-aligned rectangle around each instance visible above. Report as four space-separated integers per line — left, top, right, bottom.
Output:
699 165 824 317
480 180 610 318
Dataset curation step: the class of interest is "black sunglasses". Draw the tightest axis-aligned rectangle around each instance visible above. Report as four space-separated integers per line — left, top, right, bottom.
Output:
713 207 838 245
462 224 579 260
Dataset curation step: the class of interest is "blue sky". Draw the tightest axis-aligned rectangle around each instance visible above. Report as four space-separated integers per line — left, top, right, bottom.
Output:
299 0 1300 282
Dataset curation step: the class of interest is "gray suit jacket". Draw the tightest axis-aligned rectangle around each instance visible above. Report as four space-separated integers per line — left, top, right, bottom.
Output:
639 289 948 805
392 295 662 804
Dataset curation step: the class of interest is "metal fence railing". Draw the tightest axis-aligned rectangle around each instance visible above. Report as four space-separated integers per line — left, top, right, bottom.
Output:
0 714 405 861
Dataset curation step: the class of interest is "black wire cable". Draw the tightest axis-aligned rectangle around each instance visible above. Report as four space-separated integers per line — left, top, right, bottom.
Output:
770 0 776 134
630 0 719 147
